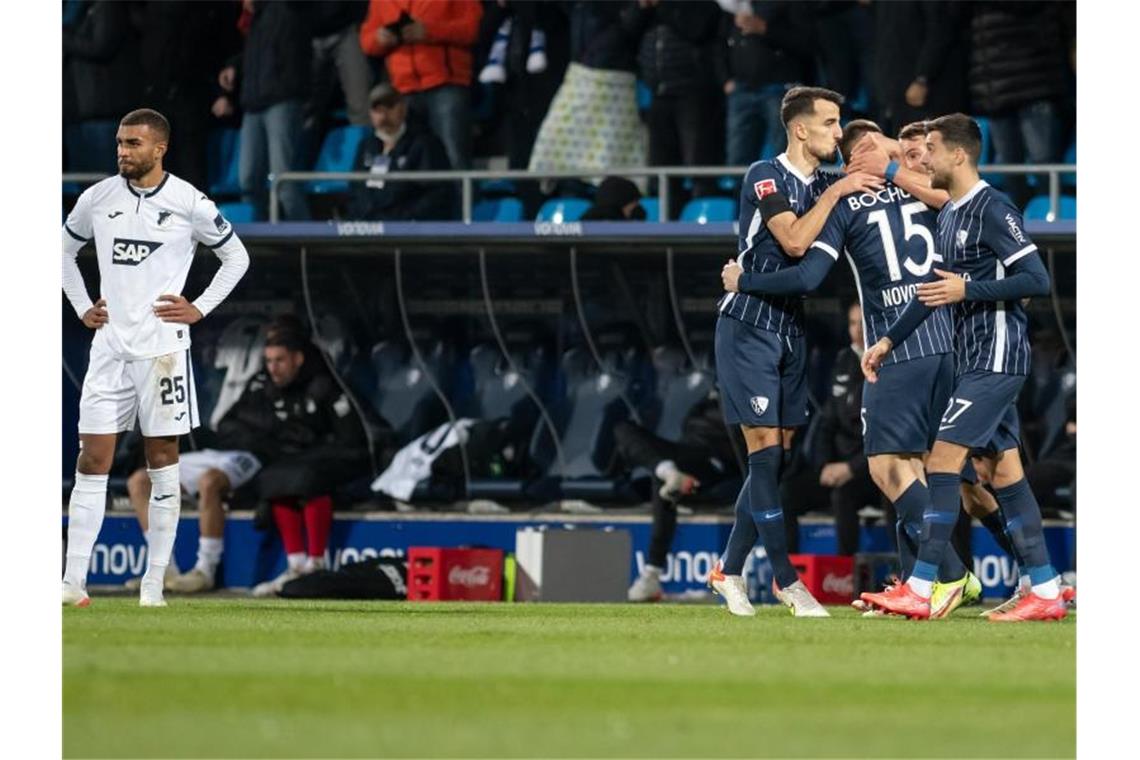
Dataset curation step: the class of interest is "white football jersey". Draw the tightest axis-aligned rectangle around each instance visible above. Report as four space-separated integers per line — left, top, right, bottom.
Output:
63 173 237 361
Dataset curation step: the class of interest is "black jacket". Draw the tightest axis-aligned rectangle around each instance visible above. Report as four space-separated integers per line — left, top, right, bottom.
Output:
136 2 243 108
62 1 141 122
719 2 815 90
872 1 966 126
629 1 724 96
967 1 1072 115
681 395 745 472
815 347 867 476
237 0 313 114
348 119 458 221
568 1 639 72
216 361 367 465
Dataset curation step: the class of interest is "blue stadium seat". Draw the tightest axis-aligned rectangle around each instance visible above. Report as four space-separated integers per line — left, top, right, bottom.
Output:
477 179 517 197
207 128 242 197
217 202 256 223
639 197 659 221
680 197 736 224
536 197 590 223
308 126 371 194
1024 195 1076 221
473 197 524 222
370 340 450 444
975 116 994 164
1062 141 1076 188
649 346 714 442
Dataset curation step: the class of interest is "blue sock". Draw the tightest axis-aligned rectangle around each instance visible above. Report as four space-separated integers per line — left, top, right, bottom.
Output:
891 481 925 578
720 475 756 575
748 446 799 589
981 507 1020 564
911 472 961 583
994 478 1056 584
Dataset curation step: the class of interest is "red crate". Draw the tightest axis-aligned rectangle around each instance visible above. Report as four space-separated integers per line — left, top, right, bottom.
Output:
406 547 504 602
789 554 855 604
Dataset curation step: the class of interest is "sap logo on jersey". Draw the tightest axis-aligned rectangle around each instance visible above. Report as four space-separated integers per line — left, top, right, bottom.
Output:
112 238 163 265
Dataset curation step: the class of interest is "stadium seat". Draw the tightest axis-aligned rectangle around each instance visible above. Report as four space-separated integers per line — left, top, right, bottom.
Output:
648 346 715 443
1062 141 1076 188
308 125 371 194
639 197 659 221
974 116 994 165
473 197 524 222
370 340 451 444
207 128 242 197
536 197 591 224
680 197 736 224
1024 195 1076 222
477 179 518 197
217 202 256 223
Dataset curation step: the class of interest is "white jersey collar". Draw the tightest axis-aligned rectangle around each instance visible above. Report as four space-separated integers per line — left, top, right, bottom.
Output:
777 153 816 185
950 179 988 210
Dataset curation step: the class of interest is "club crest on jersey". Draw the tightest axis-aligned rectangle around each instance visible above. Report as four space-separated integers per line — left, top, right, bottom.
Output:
157 210 173 226
750 396 769 416
754 179 777 201
956 229 968 248
112 238 163 266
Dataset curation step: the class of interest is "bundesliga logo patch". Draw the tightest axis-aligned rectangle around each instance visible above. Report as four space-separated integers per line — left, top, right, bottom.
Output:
754 179 777 201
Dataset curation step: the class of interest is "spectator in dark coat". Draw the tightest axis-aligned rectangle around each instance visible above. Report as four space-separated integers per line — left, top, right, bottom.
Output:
220 0 313 221
63 1 142 175
581 177 646 221
871 1 966 139
348 84 457 221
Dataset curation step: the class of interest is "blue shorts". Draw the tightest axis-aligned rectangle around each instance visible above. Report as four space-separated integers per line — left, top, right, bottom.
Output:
935 370 1023 453
715 315 809 428
862 353 954 456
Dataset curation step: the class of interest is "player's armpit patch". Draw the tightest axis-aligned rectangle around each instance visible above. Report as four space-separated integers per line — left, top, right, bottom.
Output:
754 179 777 201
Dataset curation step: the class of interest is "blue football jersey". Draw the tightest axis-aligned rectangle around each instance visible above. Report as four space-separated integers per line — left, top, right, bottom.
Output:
936 181 1036 376
812 183 955 367
719 154 839 336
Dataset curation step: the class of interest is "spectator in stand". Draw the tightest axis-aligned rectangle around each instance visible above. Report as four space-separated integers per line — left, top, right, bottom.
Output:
620 391 745 602
359 0 483 170
871 1 966 139
348 83 458 221
813 1 875 119
580 177 646 221
219 0 313 221
216 326 371 597
63 1 142 176
527 2 644 182
303 1 375 163
718 1 814 165
627 0 726 217
967 1 1074 203
1027 397 1076 516
134 2 244 191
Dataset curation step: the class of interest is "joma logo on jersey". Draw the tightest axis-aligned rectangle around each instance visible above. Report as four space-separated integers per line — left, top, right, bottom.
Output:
111 238 163 265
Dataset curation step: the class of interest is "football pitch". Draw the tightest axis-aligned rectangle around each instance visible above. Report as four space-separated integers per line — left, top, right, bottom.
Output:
63 599 1075 758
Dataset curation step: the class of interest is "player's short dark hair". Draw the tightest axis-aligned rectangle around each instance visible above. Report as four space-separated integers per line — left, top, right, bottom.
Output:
780 86 844 128
264 327 307 354
897 121 928 142
925 113 982 166
120 108 170 143
839 119 882 165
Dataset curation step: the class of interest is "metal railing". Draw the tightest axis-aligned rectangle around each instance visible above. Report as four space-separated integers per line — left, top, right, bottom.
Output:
63 164 1077 223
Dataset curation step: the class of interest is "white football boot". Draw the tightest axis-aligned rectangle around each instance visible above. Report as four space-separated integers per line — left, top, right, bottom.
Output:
708 561 756 617
627 567 664 602
774 580 830 617
139 577 167 608
62 582 90 608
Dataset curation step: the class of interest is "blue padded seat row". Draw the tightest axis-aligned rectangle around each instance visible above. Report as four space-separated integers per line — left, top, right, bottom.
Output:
536 197 590 223
207 128 241 197
308 125 371 194
680 196 736 224
1024 195 1076 221
473 197 524 222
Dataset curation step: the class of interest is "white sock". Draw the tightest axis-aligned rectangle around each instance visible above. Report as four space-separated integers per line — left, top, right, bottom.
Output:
526 29 547 73
907 576 933 598
643 564 662 578
1032 575 1061 600
306 555 328 572
1020 575 1032 592
64 472 109 589
195 537 224 579
654 460 679 481
478 19 510 83
142 464 180 585
287 552 307 572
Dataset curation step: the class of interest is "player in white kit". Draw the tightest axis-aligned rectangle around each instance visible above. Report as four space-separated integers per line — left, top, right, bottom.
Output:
62 109 250 607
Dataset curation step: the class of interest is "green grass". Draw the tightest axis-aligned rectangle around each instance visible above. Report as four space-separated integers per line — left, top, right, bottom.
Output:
64 599 1075 759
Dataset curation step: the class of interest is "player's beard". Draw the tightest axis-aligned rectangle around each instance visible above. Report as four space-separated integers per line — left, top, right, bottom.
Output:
118 157 155 181
810 144 840 165
930 168 951 190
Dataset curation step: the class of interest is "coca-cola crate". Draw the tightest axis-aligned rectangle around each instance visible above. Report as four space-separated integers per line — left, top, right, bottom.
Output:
406 547 504 602
789 554 855 604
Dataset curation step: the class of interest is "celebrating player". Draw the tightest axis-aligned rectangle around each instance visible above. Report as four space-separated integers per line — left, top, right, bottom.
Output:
708 87 881 617
859 114 1066 622
62 108 250 607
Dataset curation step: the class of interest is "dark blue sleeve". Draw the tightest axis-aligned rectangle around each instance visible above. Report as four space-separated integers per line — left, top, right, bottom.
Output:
884 298 935 347
737 248 836 296
744 162 792 223
965 249 1051 301
982 194 1039 267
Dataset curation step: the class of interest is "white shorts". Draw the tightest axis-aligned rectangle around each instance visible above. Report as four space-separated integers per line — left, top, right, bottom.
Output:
178 449 262 497
78 345 201 437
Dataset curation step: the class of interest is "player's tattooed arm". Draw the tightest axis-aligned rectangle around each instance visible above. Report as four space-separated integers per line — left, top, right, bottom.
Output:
765 172 882 257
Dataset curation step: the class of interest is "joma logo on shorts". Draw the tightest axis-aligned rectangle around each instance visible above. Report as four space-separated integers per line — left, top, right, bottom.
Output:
112 238 163 265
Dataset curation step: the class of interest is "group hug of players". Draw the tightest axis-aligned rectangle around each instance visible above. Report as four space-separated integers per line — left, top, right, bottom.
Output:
706 86 1072 622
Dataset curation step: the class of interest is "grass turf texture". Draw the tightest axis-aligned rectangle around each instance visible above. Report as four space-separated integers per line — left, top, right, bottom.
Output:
64 600 1074 759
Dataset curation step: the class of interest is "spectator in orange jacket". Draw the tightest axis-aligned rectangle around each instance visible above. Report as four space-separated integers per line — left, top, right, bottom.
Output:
360 0 482 170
